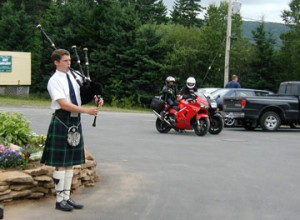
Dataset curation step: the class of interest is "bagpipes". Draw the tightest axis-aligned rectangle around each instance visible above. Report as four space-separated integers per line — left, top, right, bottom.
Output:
36 24 103 127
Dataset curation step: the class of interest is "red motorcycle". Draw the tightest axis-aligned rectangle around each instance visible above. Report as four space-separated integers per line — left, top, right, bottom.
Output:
152 95 210 136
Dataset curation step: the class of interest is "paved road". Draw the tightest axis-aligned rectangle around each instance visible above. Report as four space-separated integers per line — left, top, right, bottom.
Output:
2 107 300 220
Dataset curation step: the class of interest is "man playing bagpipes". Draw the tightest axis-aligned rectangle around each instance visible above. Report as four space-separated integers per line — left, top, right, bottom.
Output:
40 49 104 211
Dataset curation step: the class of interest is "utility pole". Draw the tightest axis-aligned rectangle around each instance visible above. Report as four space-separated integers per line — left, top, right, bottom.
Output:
224 0 241 87
224 0 233 87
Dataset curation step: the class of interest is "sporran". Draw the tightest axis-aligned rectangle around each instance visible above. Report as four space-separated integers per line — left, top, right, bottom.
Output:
54 115 81 147
67 125 81 147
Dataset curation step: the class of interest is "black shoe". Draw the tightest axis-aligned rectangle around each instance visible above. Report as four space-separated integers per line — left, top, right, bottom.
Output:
67 198 84 209
56 200 73 211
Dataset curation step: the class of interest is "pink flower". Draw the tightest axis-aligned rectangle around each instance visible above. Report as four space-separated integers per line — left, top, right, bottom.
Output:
0 144 5 151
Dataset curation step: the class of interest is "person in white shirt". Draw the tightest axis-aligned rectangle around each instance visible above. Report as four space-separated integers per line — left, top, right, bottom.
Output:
41 49 104 212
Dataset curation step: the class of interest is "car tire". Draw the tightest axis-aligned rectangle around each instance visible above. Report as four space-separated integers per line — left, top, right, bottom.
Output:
260 111 281 131
290 122 300 129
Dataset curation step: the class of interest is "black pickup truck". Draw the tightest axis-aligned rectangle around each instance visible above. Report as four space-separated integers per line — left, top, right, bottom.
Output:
223 81 300 131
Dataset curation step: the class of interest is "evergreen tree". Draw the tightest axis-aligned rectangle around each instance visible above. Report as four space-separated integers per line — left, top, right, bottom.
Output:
158 25 205 87
81 1 142 105
282 0 300 25
0 2 34 51
0 0 51 20
170 0 204 28
130 24 170 105
245 22 277 91
279 0 300 81
134 0 169 24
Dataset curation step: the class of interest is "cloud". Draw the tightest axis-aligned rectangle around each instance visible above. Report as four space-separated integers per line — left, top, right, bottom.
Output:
162 0 291 23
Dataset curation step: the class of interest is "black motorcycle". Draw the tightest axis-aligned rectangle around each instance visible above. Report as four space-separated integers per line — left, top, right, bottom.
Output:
200 92 224 135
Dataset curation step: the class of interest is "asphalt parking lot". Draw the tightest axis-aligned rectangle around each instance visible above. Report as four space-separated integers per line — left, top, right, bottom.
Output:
2 107 300 220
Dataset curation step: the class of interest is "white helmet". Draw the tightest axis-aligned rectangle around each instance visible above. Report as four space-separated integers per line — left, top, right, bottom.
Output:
166 76 175 83
186 77 196 89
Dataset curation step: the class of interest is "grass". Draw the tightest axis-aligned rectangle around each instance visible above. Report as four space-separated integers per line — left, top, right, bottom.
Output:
0 95 151 113
0 95 50 107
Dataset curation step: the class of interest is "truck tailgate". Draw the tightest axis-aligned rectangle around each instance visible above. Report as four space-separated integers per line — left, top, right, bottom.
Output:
223 97 244 112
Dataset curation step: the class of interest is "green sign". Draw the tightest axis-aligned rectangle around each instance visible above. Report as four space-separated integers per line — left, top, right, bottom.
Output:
0 55 12 72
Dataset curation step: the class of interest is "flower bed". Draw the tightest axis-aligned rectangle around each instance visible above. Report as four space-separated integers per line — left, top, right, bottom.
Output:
0 144 30 170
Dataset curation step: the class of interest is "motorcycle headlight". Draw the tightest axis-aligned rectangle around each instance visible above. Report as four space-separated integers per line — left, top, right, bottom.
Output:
210 102 217 108
200 103 209 109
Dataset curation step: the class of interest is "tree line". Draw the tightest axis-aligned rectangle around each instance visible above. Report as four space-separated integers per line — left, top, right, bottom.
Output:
0 0 299 108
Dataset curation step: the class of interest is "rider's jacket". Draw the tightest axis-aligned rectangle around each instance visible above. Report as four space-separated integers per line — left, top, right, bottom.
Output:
160 85 177 102
179 86 198 100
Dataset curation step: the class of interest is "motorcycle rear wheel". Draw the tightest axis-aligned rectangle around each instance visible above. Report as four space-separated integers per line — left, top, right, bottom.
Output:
155 118 171 133
209 115 224 135
193 117 210 136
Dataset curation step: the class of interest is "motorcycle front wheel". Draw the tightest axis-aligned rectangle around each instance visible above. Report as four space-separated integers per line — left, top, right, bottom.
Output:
155 118 171 133
193 117 210 136
209 114 224 135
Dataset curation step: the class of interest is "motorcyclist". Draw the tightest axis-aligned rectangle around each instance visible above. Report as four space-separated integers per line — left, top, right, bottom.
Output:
160 76 178 118
179 77 198 100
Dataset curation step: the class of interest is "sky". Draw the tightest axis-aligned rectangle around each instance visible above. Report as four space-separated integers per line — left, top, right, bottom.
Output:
162 0 291 23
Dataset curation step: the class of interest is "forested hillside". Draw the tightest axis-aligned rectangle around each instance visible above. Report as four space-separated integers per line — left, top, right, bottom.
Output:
242 21 290 48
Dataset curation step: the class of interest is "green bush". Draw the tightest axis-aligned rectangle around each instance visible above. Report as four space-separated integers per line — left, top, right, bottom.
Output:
0 112 32 146
26 133 46 158
111 96 137 109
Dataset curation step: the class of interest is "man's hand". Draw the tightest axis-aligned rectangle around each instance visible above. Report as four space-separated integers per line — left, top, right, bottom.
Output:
94 95 104 107
86 107 99 116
